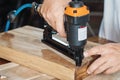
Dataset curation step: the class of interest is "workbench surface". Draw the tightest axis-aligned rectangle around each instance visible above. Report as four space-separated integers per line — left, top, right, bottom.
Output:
0 26 120 80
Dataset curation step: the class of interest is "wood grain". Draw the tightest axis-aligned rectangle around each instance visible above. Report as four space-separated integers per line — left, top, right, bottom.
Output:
0 26 75 80
0 63 58 80
41 49 75 70
0 26 120 80
0 45 74 80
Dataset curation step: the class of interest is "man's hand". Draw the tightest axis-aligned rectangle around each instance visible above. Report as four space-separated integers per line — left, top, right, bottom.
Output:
40 0 71 37
84 43 120 75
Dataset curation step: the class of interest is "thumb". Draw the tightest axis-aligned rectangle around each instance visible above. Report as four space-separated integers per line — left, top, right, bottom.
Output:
84 46 103 57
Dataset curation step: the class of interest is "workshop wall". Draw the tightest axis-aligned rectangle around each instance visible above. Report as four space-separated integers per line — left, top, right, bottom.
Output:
83 0 104 37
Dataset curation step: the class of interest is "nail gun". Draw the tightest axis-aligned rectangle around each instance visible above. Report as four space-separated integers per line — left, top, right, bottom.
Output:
32 0 90 67
65 0 90 66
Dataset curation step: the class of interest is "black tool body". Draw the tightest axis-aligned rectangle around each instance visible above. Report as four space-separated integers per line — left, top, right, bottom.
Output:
65 0 90 66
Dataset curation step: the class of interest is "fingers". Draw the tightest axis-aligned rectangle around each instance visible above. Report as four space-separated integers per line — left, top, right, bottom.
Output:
39 0 68 37
104 64 120 74
87 49 120 75
84 43 120 58
45 12 56 30
84 46 102 57
87 56 107 74
41 5 56 29
104 66 120 74
56 15 66 37
84 43 120 75
93 61 112 74
41 7 66 37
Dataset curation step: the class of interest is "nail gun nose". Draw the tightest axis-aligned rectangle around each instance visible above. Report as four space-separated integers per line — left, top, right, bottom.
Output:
74 48 84 66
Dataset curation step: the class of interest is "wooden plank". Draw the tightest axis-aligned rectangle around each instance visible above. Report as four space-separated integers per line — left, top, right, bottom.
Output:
0 63 57 80
0 26 74 80
0 45 74 80
0 26 120 80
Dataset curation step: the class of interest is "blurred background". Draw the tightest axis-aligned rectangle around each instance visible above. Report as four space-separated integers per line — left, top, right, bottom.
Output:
0 0 104 37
